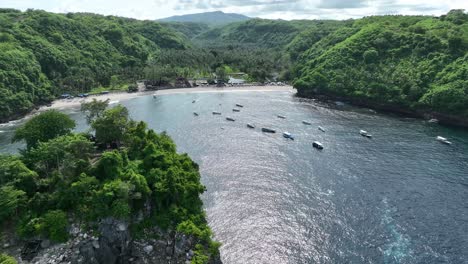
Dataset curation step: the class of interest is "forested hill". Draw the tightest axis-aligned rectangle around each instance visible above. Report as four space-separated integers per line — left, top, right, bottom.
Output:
292 10 468 122
158 11 250 27
1 8 467 125
193 19 346 49
0 9 188 122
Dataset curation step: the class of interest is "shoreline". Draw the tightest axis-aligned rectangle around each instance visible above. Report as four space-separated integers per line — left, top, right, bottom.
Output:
297 90 468 128
0 85 295 126
44 85 295 110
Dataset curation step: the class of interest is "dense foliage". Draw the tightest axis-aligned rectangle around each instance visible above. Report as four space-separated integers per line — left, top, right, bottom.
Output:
1 105 219 262
293 10 468 118
0 9 188 122
13 110 76 149
1 8 467 123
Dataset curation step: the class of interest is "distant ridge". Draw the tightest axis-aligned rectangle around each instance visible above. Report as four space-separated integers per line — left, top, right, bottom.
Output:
158 11 250 26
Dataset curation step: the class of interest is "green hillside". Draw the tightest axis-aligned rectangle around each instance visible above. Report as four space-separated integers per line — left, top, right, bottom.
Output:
0 9 188 122
293 10 468 119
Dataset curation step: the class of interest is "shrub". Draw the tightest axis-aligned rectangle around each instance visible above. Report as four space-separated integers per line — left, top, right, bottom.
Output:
42 210 68 242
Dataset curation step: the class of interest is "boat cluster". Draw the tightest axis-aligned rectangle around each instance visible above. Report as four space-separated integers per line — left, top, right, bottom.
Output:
192 101 454 148
193 102 328 150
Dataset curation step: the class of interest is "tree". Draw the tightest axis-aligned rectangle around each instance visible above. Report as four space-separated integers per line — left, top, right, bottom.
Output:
23 134 94 177
91 105 130 146
0 254 17 264
13 110 76 149
363 49 379 64
41 210 68 242
81 99 109 124
0 185 27 223
215 67 228 84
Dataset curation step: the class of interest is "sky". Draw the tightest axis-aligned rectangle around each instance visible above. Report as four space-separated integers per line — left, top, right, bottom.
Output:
1 0 467 20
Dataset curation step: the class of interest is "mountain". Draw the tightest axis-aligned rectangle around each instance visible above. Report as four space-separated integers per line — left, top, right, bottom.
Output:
194 18 346 49
158 11 250 26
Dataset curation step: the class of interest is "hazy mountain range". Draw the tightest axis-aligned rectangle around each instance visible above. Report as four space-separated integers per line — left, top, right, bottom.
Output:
158 11 250 26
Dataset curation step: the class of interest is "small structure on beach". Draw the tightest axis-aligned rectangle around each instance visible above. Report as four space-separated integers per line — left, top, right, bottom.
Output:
228 77 245 85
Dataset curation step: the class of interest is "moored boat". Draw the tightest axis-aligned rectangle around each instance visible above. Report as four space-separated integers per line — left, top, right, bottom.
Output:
277 115 286 119
193 112 199 116
302 120 311 125
283 132 294 140
233 109 240 112
262 128 276 133
313 141 323 150
226 117 235 121
318 126 325 132
436 136 452 145
247 123 255 129
212 111 221 115
360 130 372 138
236 104 244 107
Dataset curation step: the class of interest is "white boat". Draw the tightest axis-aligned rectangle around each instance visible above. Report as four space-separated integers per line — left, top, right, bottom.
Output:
313 141 323 150
318 126 325 132
428 119 439 123
360 130 372 138
436 136 452 145
212 111 221 115
226 117 235 121
247 123 255 129
283 132 294 140
277 115 286 119
302 120 311 125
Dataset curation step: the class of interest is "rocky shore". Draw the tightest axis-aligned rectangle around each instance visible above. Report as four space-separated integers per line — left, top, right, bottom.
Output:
2 218 221 264
297 90 468 128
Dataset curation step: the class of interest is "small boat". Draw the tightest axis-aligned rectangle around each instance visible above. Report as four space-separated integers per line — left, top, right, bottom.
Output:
193 112 199 116
192 100 196 103
277 115 286 119
226 117 235 121
360 130 372 138
283 132 294 140
233 109 240 112
262 128 276 133
212 111 221 115
236 104 244 108
436 136 452 145
153 94 157 99
428 118 439 123
247 123 255 129
302 121 311 125
318 126 325 132
313 141 323 150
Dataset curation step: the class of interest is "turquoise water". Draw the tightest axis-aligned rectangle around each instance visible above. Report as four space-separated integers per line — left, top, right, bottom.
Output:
1 91 468 263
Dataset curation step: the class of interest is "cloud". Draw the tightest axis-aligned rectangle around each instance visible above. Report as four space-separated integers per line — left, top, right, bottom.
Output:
318 0 368 9
0 0 467 20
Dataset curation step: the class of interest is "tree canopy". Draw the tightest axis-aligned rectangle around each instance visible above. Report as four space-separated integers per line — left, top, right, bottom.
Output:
1 106 219 261
12 110 76 149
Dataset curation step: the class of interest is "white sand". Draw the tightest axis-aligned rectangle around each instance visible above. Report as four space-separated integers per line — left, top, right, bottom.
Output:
43 85 296 110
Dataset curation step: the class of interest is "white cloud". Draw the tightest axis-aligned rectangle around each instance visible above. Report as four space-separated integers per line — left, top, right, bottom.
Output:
0 0 467 20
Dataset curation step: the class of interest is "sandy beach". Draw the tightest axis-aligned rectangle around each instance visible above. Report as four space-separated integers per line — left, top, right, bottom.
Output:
44 85 296 110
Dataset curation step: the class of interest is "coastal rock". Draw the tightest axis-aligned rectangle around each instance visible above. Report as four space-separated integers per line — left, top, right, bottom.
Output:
143 245 153 254
40 240 51 249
